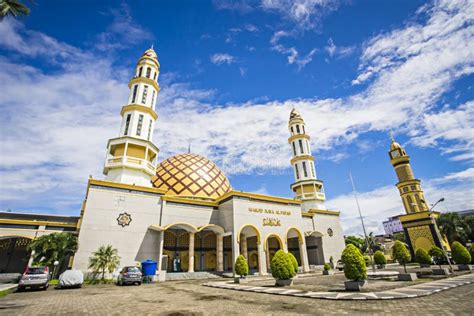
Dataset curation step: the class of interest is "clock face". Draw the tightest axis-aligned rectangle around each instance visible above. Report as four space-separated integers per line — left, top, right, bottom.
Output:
391 150 400 158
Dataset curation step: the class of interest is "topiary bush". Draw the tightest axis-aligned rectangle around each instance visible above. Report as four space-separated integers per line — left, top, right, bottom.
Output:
323 263 331 271
428 246 445 268
415 248 432 265
287 252 298 274
235 255 249 277
341 244 367 281
470 244 474 264
374 251 386 266
270 250 296 280
451 241 471 264
392 241 411 273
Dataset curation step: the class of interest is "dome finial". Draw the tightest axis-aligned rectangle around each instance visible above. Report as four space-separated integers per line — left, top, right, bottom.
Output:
389 129 395 142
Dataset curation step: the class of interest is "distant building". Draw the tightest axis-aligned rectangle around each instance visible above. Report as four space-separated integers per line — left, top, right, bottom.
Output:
382 215 403 236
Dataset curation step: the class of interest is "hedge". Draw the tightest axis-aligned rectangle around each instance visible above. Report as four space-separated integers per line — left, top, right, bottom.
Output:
270 250 296 280
341 244 367 281
415 248 432 265
287 252 299 273
373 251 386 265
470 244 474 264
428 246 444 267
235 255 249 277
451 241 471 264
323 263 331 271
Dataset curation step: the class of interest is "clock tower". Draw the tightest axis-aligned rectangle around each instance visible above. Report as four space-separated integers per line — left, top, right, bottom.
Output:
389 137 447 256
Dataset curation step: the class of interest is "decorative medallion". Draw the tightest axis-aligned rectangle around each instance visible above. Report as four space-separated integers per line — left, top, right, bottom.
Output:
117 212 132 227
327 228 333 237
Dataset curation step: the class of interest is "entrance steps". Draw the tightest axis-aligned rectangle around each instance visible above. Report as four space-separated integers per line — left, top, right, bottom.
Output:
166 271 223 281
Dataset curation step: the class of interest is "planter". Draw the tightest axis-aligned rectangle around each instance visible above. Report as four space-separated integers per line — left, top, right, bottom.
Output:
397 273 417 281
457 264 472 271
432 268 450 275
234 277 248 284
420 263 431 268
275 279 293 287
322 270 334 275
344 280 367 291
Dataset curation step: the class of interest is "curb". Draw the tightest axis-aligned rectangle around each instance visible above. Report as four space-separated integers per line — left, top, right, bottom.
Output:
203 274 473 300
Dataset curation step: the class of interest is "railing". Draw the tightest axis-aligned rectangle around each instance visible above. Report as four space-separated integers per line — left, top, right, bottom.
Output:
106 156 156 172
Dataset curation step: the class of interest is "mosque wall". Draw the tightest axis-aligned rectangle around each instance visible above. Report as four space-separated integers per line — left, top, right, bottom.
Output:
312 213 345 263
73 185 162 272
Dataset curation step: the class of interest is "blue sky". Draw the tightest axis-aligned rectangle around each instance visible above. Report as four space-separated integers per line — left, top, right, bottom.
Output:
0 0 473 235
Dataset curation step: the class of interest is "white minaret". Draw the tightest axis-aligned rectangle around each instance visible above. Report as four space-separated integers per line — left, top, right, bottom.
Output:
103 47 160 187
288 108 326 211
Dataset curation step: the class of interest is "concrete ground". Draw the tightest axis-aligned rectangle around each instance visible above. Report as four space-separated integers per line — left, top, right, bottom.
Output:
0 278 473 315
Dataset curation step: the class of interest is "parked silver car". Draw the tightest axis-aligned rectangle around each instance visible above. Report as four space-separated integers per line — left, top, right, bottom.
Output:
117 266 142 285
18 266 50 291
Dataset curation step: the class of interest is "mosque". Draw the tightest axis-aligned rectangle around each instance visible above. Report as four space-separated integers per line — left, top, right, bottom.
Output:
0 48 345 277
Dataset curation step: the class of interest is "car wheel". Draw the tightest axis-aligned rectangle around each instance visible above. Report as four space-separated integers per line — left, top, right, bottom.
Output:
137 282 142 286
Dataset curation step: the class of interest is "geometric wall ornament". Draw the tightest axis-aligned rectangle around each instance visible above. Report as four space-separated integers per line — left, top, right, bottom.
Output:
327 228 333 237
117 212 132 227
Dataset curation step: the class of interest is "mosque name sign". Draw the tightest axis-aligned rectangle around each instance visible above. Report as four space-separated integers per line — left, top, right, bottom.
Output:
248 208 291 216
262 218 281 227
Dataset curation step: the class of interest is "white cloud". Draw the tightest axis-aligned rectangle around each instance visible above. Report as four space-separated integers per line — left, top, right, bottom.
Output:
325 37 355 59
328 171 474 235
270 31 317 68
262 0 340 30
210 53 236 65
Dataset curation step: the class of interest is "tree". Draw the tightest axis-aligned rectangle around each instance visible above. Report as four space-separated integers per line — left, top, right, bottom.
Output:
0 0 31 20
374 251 386 266
88 245 120 281
451 241 471 264
463 215 474 241
28 232 78 277
270 250 296 280
345 235 365 251
392 232 406 243
437 212 470 245
392 241 411 273
428 246 445 269
235 255 249 278
365 232 383 253
470 244 474 264
415 248 432 265
341 244 367 281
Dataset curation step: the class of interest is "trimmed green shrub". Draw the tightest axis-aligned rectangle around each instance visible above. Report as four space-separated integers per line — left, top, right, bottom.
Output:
341 244 367 281
470 244 474 264
323 263 331 271
374 251 386 266
415 248 432 265
428 246 445 268
451 241 471 264
287 252 298 274
392 241 411 273
270 250 296 280
235 255 249 277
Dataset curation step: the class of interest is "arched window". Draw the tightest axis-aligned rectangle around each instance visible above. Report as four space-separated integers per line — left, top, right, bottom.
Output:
142 85 149 104
131 85 138 103
302 161 308 177
292 142 297 156
294 164 300 179
298 139 304 154
146 67 151 78
153 72 157 81
296 125 300 134
138 66 143 77
124 114 131 136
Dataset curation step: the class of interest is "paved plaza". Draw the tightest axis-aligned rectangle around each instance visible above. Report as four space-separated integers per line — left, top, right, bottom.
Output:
1 277 473 315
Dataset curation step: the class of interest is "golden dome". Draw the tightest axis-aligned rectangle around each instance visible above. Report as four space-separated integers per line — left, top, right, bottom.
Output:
140 48 158 62
152 153 232 200
390 140 402 151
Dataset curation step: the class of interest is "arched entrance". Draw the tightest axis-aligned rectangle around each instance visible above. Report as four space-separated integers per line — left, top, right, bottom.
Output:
0 236 32 273
286 228 304 267
238 225 262 274
265 234 283 271
305 231 324 265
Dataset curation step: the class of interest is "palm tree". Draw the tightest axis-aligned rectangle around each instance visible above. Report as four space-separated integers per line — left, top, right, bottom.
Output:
28 232 78 277
88 245 120 281
437 212 469 244
0 0 31 20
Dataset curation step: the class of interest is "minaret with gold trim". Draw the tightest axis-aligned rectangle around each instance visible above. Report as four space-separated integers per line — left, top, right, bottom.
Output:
388 136 446 255
103 47 160 187
288 109 326 211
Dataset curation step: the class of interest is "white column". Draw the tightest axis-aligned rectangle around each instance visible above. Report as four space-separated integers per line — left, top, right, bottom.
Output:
241 236 248 260
216 234 224 272
232 233 240 275
188 232 195 273
299 239 310 273
157 231 164 273
257 241 267 275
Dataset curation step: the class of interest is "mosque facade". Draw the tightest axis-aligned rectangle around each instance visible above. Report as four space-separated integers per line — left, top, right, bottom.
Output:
1 48 345 277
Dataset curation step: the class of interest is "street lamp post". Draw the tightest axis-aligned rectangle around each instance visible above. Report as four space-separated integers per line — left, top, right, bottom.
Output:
349 172 376 273
429 198 453 273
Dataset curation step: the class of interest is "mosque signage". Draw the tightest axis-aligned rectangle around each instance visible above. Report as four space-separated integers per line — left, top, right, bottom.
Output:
248 207 291 216
262 218 281 227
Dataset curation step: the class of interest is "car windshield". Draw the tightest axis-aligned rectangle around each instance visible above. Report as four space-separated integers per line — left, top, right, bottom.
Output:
127 267 140 273
26 267 46 274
